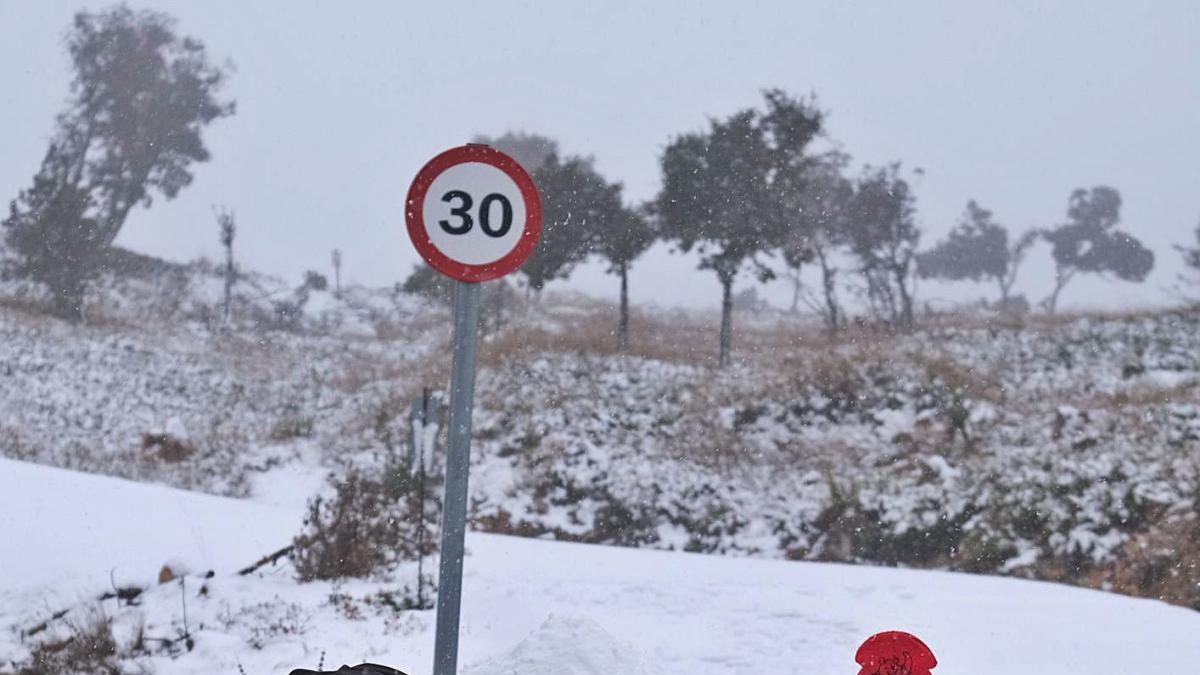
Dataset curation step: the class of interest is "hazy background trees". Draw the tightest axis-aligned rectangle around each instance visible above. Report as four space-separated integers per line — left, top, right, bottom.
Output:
846 164 921 329
522 153 625 298
471 132 558 176
475 133 627 302
782 154 853 333
917 200 1038 309
1042 186 1155 314
2 5 233 319
1176 217 1200 296
0 3 1178 341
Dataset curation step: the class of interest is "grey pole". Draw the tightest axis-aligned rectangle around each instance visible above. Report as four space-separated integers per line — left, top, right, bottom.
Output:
432 280 481 675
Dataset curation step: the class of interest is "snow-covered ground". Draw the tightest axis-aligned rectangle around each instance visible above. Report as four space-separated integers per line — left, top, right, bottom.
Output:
3 457 1198 674
0 458 297 596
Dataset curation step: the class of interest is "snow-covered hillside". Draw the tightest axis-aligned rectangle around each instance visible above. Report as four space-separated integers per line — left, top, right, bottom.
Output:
3 276 1200 608
2 457 1198 675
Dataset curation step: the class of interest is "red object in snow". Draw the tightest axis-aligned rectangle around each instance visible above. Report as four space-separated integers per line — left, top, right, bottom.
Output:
855 631 937 675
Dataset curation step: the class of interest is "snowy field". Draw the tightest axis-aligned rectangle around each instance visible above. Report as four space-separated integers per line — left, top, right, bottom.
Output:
3 457 1198 674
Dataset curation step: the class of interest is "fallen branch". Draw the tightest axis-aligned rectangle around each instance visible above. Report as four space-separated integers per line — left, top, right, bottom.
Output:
237 545 294 576
21 608 69 639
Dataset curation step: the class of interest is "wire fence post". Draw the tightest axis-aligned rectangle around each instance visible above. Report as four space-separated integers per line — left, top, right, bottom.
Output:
411 386 433 610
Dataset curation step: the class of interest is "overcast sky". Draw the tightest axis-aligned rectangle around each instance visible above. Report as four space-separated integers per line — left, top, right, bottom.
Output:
2 1 1197 311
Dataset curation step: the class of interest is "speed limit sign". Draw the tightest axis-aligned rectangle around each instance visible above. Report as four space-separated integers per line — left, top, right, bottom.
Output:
405 143 542 675
405 144 542 282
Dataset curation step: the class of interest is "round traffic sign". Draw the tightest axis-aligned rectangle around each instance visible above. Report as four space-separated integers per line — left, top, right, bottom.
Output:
405 144 543 283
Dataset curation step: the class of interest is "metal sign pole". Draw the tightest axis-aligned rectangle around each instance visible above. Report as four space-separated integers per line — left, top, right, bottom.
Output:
432 280 481 675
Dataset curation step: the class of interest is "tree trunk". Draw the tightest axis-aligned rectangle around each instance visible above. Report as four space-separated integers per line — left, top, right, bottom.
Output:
789 273 801 314
47 254 88 322
865 268 894 325
719 275 733 369
816 247 840 334
618 262 630 351
1045 266 1074 315
223 250 235 323
895 266 914 330
52 284 85 322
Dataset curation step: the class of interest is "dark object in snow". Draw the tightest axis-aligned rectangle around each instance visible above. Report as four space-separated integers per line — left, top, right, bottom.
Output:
855 631 937 675
290 664 408 675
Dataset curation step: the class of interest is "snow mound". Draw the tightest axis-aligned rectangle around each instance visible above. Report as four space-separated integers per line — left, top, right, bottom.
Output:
0 457 299 595
466 615 660 675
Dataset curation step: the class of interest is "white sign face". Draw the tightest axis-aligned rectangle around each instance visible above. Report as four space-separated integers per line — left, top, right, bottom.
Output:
420 162 529 266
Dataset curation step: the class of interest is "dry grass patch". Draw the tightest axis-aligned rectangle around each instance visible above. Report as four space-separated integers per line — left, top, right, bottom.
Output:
477 306 722 369
1095 377 1200 410
1089 516 1200 610
14 609 126 675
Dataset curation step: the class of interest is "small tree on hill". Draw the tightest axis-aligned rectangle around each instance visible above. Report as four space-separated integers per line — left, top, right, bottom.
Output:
846 164 921 329
658 91 823 366
521 153 624 298
917 200 1039 306
594 205 656 350
2 6 234 319
1042 186 1154 314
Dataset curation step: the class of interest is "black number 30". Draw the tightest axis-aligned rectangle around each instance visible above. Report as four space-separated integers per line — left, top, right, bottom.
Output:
438 191 513 237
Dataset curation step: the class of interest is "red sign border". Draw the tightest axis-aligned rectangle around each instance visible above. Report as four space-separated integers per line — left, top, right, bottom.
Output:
405 144 543 283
